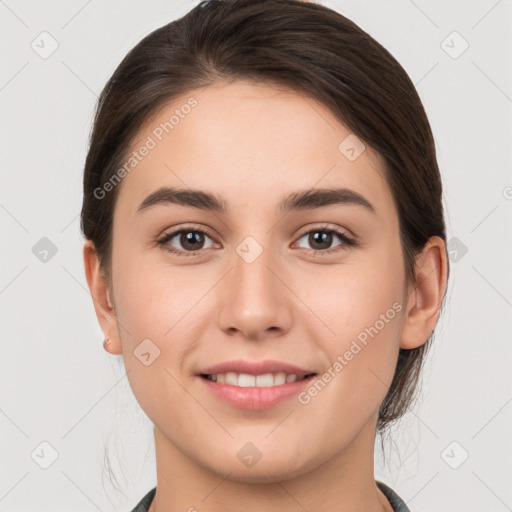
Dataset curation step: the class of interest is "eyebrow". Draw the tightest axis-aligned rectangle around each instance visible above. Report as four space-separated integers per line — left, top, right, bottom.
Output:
136 186 376 215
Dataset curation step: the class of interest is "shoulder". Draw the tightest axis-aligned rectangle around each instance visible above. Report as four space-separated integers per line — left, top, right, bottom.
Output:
130 487 156 512
376 480 411 512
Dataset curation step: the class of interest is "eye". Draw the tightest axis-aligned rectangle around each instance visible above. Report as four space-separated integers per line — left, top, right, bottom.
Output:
157 226 217 256
294 225 357 254
157 224 357 258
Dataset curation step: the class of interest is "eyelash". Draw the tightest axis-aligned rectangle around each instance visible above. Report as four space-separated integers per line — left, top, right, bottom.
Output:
157 224 357 257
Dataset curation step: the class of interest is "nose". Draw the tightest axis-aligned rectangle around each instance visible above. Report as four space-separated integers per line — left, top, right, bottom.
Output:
216 241 293 341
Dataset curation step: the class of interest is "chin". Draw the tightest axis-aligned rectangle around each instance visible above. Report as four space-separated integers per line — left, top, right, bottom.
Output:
203 449 316 484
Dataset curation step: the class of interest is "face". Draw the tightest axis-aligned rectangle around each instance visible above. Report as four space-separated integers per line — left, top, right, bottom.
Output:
103 80 410 482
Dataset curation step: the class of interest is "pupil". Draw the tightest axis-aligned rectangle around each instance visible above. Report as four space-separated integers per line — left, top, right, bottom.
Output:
310 231 331 250
182 231 203 250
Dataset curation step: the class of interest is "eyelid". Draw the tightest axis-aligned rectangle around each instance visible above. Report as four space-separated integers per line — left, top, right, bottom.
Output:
295 223 354 242
158 223 216 241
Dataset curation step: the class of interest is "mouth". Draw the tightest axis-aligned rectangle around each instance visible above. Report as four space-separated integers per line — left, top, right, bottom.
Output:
199 372 318 387
198 371 318 410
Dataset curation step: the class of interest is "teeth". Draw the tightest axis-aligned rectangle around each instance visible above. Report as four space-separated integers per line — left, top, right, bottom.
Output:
225 372 238 386
206 372 307 387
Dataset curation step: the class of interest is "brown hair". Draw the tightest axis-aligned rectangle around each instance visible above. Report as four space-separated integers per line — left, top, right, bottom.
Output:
81 0 449 439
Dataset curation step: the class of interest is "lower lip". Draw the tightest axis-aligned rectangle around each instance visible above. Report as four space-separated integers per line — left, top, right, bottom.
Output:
198 375 316 410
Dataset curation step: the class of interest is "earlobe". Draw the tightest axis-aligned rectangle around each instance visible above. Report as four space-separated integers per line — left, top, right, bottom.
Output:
83 240 122 354
400 236 449 350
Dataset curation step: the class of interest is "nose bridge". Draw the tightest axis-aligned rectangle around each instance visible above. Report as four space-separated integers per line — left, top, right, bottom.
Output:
232 235 280 305
233 237 276 299
217 233 291 337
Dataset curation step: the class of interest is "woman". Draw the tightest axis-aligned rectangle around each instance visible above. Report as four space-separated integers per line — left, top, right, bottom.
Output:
81 0 449 510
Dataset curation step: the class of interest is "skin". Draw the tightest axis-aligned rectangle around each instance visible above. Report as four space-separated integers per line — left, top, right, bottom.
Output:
84 80 448 512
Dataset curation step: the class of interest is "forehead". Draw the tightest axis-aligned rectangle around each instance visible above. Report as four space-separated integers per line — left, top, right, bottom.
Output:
114 80 393 221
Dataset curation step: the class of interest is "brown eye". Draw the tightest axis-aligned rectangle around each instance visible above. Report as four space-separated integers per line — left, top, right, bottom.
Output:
179 231 206 251
158 228 216 255
295 227 356 254
307 231 333 250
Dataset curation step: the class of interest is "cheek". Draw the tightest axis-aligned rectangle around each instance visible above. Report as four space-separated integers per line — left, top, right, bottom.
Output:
111 247 181 339
308 259 404 345
111 255 204 414
302 245 405 402
299 263 404 428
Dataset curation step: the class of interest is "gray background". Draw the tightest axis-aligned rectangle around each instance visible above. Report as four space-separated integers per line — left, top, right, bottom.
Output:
1 1 511 511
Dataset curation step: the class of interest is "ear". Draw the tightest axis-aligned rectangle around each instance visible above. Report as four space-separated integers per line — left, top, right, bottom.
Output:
400 236 449 350
83 240 122 354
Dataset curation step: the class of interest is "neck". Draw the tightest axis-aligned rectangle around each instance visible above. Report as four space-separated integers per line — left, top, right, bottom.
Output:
147 415 394 512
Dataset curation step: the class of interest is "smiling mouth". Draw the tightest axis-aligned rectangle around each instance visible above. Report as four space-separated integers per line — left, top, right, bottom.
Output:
200 372 317 387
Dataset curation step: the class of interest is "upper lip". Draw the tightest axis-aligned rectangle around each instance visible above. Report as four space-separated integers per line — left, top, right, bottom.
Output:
197 359 318 378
